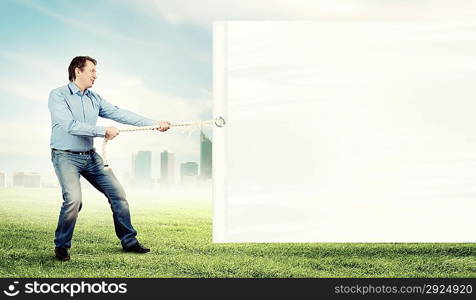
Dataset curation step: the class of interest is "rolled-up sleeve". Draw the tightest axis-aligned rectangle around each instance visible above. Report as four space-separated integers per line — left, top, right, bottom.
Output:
48 91 107 137
98 94 156 127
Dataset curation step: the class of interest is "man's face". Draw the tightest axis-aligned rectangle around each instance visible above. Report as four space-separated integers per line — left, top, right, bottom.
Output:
75 60 97 89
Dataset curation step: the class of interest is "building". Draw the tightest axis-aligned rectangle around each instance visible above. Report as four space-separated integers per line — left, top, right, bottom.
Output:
0 171 5 188
13 172 25 187
133 151 152 187
160 150 175 187
200 130 212 179
12 172 41 188
23 172 41 188
180 162 198 177
180 162 198 185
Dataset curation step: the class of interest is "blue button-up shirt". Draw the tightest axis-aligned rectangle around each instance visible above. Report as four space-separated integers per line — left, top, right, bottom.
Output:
48 82 156 151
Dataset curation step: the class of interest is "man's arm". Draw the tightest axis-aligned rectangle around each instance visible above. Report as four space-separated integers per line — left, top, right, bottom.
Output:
48 90 107 137
98 95 156 127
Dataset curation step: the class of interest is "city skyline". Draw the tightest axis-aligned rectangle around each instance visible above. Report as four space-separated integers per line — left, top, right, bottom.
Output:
0 130 213 189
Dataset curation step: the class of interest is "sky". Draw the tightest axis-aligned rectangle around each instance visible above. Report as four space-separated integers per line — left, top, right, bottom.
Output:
1 0 475 186
0 0 213 185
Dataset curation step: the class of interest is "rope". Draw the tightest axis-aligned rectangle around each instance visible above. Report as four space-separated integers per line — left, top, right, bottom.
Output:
102 116 225 168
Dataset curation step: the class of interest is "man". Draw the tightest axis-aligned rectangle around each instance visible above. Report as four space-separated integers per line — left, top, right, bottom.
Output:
48 56 170 261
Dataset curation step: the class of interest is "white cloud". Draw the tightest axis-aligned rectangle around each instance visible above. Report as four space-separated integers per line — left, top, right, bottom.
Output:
16 0 156 47
0 51 66 104
148 0 476 26
15 0 210 64
0 121 51 156
0 78 46 103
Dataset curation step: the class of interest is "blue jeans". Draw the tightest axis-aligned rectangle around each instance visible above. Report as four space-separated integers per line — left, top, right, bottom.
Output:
51 149 138 249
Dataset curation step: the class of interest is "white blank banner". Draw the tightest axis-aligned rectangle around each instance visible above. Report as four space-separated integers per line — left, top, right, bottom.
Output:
213 21 476 243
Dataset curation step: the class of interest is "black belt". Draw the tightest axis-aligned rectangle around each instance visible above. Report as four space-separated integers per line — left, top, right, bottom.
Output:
52 148 95 155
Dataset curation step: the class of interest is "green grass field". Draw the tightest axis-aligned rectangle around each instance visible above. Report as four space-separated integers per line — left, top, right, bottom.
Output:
1 188 475 278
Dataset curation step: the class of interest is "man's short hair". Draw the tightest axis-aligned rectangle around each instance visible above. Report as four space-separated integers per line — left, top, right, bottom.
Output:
68 56 97 81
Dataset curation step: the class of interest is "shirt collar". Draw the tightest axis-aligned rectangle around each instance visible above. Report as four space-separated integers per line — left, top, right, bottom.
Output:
68 82 91 96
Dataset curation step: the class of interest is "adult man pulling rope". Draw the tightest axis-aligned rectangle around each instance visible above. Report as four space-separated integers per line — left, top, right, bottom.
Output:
48 56 170 261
